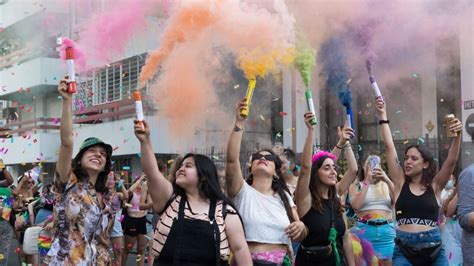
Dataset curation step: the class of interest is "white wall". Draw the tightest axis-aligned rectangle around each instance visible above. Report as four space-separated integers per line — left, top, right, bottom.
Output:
0 58 63 96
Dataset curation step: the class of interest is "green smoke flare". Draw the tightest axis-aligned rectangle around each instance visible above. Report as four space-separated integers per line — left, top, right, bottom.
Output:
294 47 316 87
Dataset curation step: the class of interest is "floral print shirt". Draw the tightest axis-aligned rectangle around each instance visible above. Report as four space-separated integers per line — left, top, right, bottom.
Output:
44 173 116 266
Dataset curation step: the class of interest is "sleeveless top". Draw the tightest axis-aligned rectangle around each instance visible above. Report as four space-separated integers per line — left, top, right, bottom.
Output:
395 181 439 227
296 199 346 266
152 195 236 262
359 184 392 212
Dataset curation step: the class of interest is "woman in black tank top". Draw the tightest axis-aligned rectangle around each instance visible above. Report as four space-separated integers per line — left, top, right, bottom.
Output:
294 113 357 266
376 98 463 265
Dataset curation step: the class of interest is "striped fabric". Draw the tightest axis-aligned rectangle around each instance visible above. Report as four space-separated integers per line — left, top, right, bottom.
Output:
152 195 235 261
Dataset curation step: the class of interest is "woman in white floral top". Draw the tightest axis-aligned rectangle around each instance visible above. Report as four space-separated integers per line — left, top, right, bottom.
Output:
44 77 116 266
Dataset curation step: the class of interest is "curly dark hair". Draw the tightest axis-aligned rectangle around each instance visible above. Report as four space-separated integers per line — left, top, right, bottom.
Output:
404 145 438 188
310 155 343 214
246 149 295 222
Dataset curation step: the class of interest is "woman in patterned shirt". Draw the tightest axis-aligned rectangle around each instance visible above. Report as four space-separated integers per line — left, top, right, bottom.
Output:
44 78 116 265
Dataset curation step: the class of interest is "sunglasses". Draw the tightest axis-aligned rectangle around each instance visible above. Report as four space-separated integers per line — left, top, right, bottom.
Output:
251 153 276 162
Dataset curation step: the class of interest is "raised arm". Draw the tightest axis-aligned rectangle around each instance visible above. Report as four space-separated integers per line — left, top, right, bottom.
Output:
433 119 462 193
375 99 404 191
134 120 173 213
56 78 74 184
331 126 349 160
372 167 396 206
225 99 247 198
139 182 153 211
295 112 315 217
336 124 357 197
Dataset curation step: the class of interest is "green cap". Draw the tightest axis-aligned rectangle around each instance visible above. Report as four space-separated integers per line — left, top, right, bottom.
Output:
78 137 113 157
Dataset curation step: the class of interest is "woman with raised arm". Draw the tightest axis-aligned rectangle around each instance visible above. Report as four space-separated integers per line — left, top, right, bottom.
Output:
375 98 462 265
294 113 356 266
348 155 396 265
133 120 251 266
226 99 307 265
44 78 116 265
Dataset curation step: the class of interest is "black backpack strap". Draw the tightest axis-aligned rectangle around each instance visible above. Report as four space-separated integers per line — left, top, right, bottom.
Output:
172 196 187 266
208 199 220 266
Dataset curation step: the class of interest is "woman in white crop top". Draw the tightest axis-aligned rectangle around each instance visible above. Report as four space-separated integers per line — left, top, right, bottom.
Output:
348 155 396 265
226 98 307 265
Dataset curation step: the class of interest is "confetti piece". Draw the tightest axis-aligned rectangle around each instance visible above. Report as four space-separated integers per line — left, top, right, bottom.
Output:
358 145 362 151
396 110 402 114
136 255 142 262
137 153 142 158
113 146 119 151
53 118 60 124
278 111 287 116
272 98 280 101
20 105 25 110
440 98 444 103
417 138 425 144
465 151 471 156
346 78 352 84
27 106 32 112
393 130 401 134
259 115 265 121
33 139 37 143
167 159 174 164
403 140 409 144
233 84 239 89
212 155 219 160
276 132 282 138
412 73 418 78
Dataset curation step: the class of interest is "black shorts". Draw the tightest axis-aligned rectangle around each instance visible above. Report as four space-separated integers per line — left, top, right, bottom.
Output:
122 215 147 237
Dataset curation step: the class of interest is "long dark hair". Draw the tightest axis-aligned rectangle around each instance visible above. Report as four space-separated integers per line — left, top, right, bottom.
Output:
404 145 437 188
71 145 112 194
173 153 235 209
247 149 295 222
310 155 343 214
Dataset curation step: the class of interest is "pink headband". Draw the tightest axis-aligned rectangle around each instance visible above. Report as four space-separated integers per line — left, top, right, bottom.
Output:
312 151 337 164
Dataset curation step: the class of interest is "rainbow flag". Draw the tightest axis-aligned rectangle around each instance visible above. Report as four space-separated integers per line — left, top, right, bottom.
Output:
0 187 13 221
38 233 52 257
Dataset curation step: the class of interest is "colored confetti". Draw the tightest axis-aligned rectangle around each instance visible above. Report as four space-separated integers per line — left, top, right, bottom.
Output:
167 159 174 164
272 98 280 101
412 73 418 78
417 138 425 144
440 98 444 103
113 146 119 151
233 84 239 89
403 140 409 144
259 115 265 121
396 110 402 114
137 153 142 158
278 111 287 116
276 132 282 138
53 118 60 124
358 145 362 151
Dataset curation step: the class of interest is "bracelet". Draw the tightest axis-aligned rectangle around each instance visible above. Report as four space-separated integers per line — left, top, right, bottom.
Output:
379 120 390 125
233 125 244 132
335 144 343 149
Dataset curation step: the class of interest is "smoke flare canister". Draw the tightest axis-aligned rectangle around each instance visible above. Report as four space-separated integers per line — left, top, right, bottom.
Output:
305 88 317 125
133 91 145 131
346 105 354 131
66 46 76 93
369 76 383 101
444 114 458 138
240 79 256 119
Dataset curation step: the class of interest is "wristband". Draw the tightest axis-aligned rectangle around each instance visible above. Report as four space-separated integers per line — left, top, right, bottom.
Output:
233 125 244 132
378 120 390 125
336 144 343 149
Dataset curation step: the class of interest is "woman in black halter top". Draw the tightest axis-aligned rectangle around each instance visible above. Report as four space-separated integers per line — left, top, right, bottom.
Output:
376 98 463 265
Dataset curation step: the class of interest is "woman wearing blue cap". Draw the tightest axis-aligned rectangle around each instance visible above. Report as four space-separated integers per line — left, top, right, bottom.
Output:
44 78 116 265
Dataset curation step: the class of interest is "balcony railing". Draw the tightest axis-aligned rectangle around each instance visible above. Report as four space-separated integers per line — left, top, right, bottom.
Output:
0 96 156 137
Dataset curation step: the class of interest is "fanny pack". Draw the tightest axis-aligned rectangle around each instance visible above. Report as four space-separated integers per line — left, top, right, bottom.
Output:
299 244 333 261
395 238 442 266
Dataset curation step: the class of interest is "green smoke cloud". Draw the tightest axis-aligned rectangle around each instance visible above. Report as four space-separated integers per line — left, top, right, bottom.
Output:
294 47 316 87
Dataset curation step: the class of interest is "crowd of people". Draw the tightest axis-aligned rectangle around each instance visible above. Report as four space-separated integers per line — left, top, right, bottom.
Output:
0 77 473 266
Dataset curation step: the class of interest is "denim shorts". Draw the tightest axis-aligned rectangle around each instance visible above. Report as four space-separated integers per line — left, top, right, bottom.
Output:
111 209 123 238
353 220 396 260
393 227 448 266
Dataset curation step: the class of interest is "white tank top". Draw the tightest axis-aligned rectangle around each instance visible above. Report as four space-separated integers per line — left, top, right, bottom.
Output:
359 184 392 212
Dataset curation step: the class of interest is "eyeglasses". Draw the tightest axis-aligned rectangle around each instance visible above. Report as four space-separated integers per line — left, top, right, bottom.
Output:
251 153 276 162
